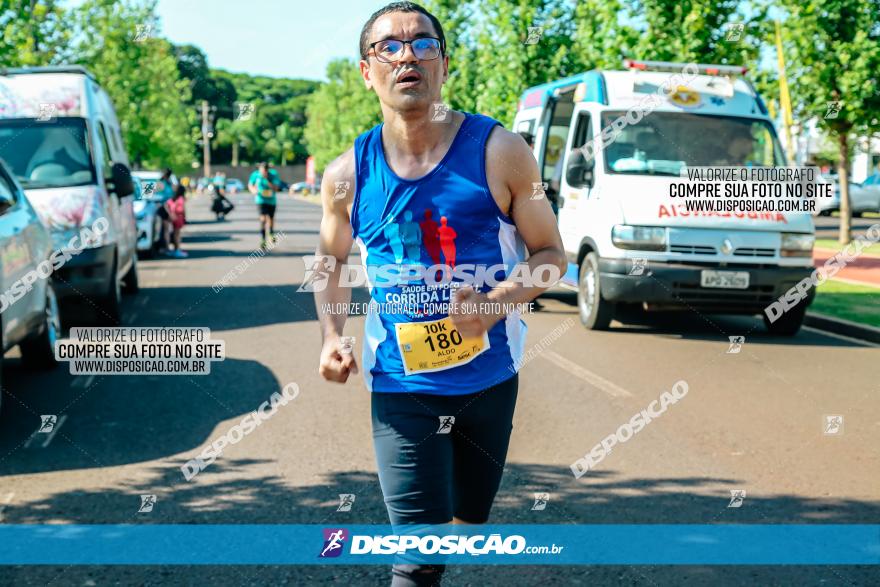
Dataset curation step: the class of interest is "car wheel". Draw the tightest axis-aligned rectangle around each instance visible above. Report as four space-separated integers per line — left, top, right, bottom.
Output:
20 281 61 370
122 254 139 294
578 252 615 330
97 256 122 326
762 300 807 336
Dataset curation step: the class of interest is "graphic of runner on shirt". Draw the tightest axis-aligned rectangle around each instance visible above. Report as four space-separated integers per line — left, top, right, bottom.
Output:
383 214 405 264
398 210 422 264
438 216 457 268
420 209 442 265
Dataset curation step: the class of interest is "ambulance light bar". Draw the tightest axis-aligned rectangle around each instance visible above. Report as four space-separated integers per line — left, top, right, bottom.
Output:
623 59 748 76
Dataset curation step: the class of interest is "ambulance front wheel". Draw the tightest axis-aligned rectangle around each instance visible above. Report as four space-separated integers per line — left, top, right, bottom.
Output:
578 252 615 330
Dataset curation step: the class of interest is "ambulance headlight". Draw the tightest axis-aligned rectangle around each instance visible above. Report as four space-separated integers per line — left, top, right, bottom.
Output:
781 233 814 257
611 225 667 251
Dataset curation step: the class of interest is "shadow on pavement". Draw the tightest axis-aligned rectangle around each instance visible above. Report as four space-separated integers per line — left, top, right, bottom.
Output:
1 462 877 585
126 284 371 332
0 357 283 476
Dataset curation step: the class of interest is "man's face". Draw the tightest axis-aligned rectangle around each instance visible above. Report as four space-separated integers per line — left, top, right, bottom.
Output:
359 11 448 112
260 167 269 178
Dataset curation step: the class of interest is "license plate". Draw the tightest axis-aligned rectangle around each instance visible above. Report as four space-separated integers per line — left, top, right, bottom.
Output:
700 270 750 289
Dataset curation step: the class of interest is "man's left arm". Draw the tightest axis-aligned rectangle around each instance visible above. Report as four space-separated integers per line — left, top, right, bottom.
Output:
451 128 567 337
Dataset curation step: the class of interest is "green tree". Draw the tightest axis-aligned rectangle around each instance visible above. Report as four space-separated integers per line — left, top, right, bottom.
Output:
274 122 295 165
427 0 576 125
304 59 381 170
214 118 252 167
570 0 638 69
211 69 318 164
627 0 767 65
0 0 69 66
779 0 880 243
72 0 194 170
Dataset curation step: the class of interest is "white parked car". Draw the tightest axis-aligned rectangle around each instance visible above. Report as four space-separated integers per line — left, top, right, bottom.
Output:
814 175 880 216
132 170 177 200
0 66 139 325
855 173 880 215
0 159 61 405
132 176 163 256
515 60 816 335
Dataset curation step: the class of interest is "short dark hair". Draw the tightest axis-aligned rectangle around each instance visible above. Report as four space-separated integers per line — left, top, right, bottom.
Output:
359 2 446 60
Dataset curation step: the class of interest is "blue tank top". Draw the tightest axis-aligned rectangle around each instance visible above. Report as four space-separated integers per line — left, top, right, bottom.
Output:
352 112 527 395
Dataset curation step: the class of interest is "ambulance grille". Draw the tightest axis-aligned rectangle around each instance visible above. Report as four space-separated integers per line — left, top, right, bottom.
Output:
670 244 717 255
733 247 775 257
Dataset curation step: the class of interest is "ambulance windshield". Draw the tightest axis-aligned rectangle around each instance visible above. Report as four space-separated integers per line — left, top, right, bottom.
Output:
598 112 785 176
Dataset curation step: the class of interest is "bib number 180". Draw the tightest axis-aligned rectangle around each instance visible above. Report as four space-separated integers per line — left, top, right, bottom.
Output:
394 316 489 375
423 321 463 351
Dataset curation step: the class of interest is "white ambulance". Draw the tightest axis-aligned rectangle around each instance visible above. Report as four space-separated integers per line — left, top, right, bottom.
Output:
514 60 816 335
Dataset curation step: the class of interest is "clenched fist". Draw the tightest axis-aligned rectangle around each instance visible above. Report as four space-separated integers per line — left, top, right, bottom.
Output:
449 286 501 338
319 335 359 383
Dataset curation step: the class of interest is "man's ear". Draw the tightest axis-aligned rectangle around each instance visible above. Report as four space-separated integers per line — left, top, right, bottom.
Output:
359 59 373 90
442 54 449 83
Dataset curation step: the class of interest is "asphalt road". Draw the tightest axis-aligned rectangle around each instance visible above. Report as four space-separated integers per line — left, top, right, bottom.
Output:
1 192 877 586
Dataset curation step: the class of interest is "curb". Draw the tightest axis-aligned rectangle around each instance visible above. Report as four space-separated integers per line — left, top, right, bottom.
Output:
805 312 880 344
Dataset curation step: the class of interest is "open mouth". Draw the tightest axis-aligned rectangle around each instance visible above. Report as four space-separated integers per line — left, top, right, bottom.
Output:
396 69 422 85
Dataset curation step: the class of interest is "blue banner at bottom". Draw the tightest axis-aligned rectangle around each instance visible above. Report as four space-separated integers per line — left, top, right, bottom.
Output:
0 525 878 565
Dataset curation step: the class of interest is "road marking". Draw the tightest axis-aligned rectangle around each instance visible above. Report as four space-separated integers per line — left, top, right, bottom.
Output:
40 415 67 448
23 415 68 449
539 350 632 398
72 375 95 389
803 326 879 348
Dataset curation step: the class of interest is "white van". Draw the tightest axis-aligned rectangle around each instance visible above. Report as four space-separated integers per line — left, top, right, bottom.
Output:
514 60 816 335
0 66 138 324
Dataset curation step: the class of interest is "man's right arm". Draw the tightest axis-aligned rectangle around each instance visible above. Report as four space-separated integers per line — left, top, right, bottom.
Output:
314 149 358 383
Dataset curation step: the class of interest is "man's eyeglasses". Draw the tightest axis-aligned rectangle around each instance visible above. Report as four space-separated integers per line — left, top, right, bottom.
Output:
368 37 442 63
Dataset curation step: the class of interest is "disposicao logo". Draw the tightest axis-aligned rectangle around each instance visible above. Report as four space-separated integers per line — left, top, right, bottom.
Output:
319 528 348 558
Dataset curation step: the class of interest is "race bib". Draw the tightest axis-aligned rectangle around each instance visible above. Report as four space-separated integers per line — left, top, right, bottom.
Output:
394 316 489 375
261 188 274 198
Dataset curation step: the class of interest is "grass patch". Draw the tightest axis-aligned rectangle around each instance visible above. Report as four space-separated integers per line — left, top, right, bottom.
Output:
811 280 880 328
829 211 880 218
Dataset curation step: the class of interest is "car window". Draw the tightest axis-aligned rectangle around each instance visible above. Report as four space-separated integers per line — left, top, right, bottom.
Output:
97 122 113 178
0 169 19 210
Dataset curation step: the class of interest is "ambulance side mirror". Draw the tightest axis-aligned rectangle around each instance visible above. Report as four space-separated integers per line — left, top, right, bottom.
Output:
565 150 594 189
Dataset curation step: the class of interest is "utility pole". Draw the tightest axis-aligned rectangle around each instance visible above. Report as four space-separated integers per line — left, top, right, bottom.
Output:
201 100 212 178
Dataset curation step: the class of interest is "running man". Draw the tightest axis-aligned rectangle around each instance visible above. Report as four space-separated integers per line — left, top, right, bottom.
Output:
313 3 565 585
248 162 282 248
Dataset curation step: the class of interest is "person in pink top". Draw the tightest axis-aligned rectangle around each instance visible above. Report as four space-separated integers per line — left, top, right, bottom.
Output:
165 185 188 258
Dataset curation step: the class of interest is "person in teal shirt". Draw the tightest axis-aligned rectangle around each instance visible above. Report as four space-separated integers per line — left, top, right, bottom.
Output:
248 162 282 248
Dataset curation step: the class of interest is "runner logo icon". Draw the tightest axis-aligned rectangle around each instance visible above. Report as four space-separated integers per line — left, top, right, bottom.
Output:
437 416 455 434
38 415 57 433
298 255 337 292
319 528 348 558
337 494 356 512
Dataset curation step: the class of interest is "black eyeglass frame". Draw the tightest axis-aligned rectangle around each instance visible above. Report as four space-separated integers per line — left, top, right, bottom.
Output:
367 37 444 63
